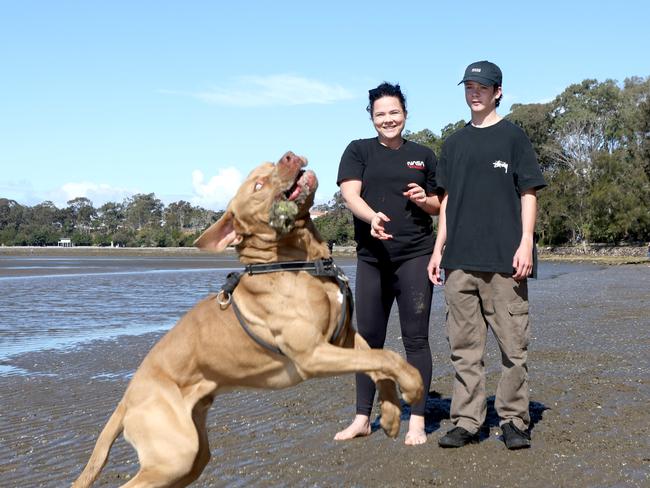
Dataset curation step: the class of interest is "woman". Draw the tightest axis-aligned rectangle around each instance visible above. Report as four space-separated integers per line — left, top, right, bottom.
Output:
335 82 440 445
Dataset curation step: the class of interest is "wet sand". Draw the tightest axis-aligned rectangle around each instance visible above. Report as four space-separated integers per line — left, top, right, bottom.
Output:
1 261 649 487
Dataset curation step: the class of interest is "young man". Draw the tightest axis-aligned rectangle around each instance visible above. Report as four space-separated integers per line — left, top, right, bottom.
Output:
428 61 546 450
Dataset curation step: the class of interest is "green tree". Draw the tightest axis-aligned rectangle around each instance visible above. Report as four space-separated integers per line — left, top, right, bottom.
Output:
0 198 25 244
508 102 557 172
97 201 125 234
640 97 650 178
71 230 93 246
537 169 583 245
620 76 650 178
313 191 354 245
112 228 135 247
30 201 58 227
125 193 163 231
165 200 195 231
21 224 59 246
548 79 624 177
404 128 442 155
532 78 649 244
440 120 467 141
588 151 650 242
66 197 96 234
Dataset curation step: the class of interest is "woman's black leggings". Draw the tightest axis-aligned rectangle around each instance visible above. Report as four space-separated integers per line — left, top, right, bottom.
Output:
354 254 433 416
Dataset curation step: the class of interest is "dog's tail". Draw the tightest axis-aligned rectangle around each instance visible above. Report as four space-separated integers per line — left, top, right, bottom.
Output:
71 401 126 488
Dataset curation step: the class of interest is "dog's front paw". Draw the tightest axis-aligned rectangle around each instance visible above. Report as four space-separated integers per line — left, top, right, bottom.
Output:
376 379 401 438
400 365 424 406
379 399 401 438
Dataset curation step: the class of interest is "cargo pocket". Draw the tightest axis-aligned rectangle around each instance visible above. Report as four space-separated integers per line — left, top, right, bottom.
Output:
507 302 529 316
507 301 530 349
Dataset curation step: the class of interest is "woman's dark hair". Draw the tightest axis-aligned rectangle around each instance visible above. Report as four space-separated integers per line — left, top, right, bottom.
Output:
366 82 407 115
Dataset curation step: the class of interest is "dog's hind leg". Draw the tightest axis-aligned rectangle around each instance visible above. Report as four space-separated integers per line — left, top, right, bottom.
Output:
119 391 209 487
169 395 214 487
72 402 126 488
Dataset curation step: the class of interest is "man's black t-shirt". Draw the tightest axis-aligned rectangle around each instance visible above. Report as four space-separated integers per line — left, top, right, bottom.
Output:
337 138 437 263
437 119 546 274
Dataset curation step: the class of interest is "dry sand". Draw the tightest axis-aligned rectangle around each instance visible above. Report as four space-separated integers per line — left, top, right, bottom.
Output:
0 260 648 487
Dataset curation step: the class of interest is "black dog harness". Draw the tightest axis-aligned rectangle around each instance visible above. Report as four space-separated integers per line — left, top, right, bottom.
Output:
216 258 354 356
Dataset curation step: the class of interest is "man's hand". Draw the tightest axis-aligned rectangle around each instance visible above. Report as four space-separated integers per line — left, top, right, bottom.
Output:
370 212 393 240
513 190 538 281
512 237 533 281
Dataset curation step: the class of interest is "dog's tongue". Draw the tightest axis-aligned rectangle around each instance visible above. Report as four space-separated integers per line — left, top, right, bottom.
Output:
287 185 302 202
286 170 316 202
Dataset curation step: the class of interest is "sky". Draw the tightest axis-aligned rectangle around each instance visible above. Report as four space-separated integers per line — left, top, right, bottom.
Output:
1 1 649 211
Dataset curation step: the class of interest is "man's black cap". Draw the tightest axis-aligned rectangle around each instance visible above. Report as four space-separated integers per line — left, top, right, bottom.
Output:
458 61 502 86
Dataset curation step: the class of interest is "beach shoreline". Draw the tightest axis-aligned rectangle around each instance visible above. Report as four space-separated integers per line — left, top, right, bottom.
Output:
1 244 648 265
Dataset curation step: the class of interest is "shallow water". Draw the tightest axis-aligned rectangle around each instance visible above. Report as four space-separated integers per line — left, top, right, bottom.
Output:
0 255 601 375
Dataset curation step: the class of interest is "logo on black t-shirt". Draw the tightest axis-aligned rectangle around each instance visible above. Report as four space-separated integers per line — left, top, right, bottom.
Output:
406 160 425 170
493 160 509 173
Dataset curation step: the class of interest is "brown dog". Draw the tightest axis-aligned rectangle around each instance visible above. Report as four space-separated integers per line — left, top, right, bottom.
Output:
72 152 423 488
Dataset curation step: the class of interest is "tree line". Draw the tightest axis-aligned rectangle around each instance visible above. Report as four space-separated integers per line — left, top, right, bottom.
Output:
1 76 649 248
0 194 222 247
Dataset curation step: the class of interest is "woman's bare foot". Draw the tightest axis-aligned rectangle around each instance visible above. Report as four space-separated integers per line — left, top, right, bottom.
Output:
404 414 427 445
334 414 371 441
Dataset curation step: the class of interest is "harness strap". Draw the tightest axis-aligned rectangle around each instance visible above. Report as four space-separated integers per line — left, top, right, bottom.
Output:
231 299 284 355
217 258 353 356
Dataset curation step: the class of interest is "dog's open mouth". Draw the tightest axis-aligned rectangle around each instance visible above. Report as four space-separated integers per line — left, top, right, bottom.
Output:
269 169 317 235
284 169 306 202
283 169 317 204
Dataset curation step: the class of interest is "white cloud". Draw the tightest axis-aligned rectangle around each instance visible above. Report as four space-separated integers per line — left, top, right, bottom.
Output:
162 74 355 107
3 174 243 211
191 167 243 210
54 182 139 208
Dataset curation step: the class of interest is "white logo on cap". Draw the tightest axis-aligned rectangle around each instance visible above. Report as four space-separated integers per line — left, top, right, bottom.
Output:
471 68 481 72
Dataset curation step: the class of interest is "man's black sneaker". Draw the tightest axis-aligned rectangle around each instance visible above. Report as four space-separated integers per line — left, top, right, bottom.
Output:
438 427 479 448
501 422 531 450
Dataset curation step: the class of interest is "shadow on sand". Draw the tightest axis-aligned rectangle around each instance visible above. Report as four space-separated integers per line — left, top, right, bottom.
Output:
371 391 548 440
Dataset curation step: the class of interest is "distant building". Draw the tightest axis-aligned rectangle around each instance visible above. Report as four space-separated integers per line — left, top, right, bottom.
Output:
58 238 73 247
309 210 328 219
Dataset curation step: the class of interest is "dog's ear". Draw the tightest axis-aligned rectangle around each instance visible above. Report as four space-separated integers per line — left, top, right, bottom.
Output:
194 211 242 252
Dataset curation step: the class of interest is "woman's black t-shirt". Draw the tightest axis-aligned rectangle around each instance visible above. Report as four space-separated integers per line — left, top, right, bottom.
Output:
436 119 547 274
337 138 437 263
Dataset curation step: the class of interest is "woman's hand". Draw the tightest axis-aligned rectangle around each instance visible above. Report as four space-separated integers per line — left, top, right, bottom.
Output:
403 183 427 206
370 212 393 240
340 179 393 240
427 250 444 285
403 183 441 215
